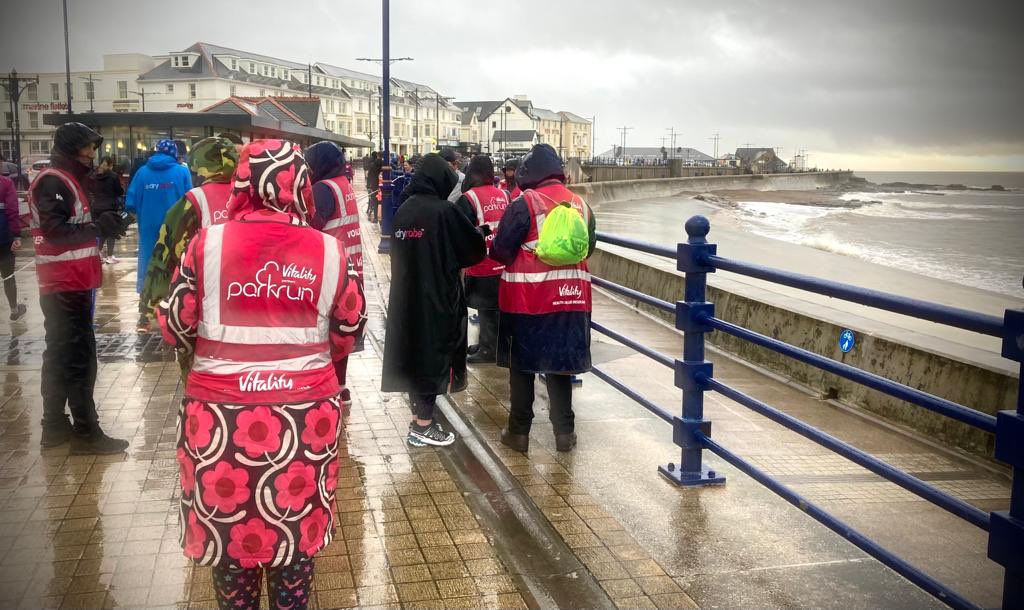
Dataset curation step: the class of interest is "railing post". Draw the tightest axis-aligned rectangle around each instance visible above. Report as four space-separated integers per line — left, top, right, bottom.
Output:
659 215 725 486
989 309 1024 608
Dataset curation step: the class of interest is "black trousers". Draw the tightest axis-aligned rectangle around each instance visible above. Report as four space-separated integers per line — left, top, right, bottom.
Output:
476 309 499 355
102 237 116 257
40 290 99 433
0 247 16 309
409 393 438 421
508 370 574 435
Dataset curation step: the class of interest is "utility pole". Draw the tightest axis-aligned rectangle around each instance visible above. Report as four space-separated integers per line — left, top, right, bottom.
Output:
434 94 454 151
666 127 678 159
62 0 72 114
77 74 97 112
616 126 633 162
381 0 391 252
710 132 720 159
2 70 40 183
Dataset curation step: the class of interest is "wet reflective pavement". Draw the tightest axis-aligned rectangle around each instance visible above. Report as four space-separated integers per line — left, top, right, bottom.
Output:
0 186 1012 609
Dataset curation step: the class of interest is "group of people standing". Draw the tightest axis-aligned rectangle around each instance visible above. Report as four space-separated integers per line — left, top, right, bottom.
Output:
26 120 595 609
383 143 596 453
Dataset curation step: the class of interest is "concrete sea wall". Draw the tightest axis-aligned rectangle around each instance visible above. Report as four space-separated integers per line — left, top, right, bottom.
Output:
570 171 854 205
588 247 1017 458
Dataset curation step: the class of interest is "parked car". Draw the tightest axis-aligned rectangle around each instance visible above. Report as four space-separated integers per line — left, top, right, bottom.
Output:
26 159 51 185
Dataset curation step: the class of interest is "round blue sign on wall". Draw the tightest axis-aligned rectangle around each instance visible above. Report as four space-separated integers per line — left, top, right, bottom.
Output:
839 329 855 353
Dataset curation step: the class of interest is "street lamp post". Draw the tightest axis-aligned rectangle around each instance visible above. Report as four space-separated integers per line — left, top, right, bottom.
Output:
2 70 40 186
62 0 73 115
434 94 454 152
355 3 415 253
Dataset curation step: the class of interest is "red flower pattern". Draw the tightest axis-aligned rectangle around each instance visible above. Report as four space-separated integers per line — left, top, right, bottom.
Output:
183 511 207 559
177 447 195 496
227 518 279 568
274 462 317 511
233 406 282 458
184 401 214 450
298 507 330 555
301 403 339 452
200 461 250 514
325 459 339 493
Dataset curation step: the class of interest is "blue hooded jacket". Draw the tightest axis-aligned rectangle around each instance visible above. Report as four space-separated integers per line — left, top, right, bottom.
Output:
126 152 192 292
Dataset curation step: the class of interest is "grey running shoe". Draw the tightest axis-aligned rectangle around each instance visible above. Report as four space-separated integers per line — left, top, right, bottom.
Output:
408 422 456 447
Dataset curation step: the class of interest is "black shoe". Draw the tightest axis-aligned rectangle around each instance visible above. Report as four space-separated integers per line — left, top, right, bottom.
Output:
467 350 495 364
71 430 129 455
40 420 72 448
555 432 577 452
467 344 480 356
500 428 529 453
9 304 26 321
450 374 468 393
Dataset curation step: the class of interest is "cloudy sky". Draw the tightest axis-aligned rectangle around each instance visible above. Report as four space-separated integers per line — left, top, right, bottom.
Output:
5 0 1023 170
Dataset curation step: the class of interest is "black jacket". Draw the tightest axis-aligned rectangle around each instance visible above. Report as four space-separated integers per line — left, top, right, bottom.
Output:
90 170 124 216
381 154 486 395
32 155 101 247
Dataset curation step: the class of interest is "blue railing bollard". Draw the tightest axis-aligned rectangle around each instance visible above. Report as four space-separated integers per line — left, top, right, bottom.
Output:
659 215 726 486
988 308 1024 609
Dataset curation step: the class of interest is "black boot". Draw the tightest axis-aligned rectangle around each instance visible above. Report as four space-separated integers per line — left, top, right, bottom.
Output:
40 418 72 448
71 429 129 455
467 349 495 364
500 428 529 453
555 432 577 453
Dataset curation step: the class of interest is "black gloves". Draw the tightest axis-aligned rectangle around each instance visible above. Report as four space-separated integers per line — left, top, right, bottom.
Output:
96 211 128 239
478 224 492 237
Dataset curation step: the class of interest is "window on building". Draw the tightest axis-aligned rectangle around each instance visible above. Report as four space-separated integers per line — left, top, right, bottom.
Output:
249 62 256 73
166 83 174 93
117 81 127 99
50 83 59 101
230 58 238 70
29 112 39 129
230 85 237 96
270 67 277 78
282 69 289 80
259 89 265 96
491 121 496 128
189 83 196 98
26 83 37 101
172 56 179 67
4 113 12 129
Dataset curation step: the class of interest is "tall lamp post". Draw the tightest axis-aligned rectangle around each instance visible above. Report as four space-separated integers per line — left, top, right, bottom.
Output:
62 0 73 114
356 4 413 254
2 70 40 187
434 94 454 151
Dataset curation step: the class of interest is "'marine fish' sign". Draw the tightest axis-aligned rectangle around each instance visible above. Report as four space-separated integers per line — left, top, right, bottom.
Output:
226 261 318 302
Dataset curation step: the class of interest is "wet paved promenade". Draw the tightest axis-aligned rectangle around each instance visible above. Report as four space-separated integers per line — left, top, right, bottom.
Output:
0 184 1013 608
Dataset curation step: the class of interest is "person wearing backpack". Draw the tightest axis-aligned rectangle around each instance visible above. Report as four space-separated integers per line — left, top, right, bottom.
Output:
490 144 596 453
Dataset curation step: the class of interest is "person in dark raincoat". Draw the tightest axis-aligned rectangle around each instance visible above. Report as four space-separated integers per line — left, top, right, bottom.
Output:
490 144 597 453
381 153 486 448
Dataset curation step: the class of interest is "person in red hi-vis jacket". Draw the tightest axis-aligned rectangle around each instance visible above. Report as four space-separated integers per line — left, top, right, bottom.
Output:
305 141 365 411
158 139 366 610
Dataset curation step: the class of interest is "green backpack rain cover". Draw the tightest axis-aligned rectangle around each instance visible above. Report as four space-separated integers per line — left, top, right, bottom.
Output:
535 202 589 266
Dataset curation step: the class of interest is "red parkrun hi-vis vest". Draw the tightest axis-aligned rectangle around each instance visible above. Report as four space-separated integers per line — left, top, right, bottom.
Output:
499 184 592 315
319 176 363 277
187 219 346 404
464 185 510 277
29 168 101 294
186 182 233 228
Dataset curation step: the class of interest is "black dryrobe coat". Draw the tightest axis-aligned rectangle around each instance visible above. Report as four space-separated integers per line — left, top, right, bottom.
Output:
381 154 486 395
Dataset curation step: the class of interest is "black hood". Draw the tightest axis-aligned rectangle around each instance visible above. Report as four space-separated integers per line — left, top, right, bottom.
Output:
515 144 564 190
462 155 495 192
305 141 346 183
52 122 103 158
406 153 457 199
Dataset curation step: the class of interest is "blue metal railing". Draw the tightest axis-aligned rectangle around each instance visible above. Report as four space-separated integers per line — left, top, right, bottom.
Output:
590 215 1024 610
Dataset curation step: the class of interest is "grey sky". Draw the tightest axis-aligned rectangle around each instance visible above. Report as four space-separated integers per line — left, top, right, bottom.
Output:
5 0 1023 170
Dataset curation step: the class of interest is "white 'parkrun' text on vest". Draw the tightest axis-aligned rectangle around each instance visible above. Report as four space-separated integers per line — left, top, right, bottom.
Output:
226 261 318 303
238 371 294 392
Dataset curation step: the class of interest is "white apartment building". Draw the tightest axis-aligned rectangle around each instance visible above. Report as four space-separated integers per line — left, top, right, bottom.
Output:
2 42 461 162
456 95 592 158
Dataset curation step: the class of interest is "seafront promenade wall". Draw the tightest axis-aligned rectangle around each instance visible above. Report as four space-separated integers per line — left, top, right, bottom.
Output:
569 171 853 205
588 247 1017 458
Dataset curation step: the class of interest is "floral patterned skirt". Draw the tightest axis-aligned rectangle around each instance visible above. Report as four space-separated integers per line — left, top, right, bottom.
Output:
175 396 342 568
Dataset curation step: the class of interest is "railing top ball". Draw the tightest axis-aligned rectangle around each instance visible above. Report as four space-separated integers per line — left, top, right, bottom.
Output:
685 215 711 243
